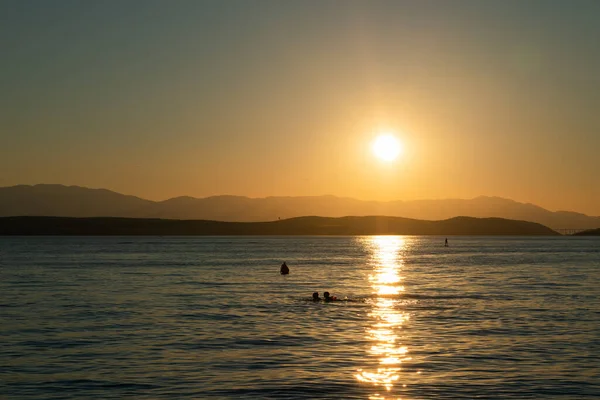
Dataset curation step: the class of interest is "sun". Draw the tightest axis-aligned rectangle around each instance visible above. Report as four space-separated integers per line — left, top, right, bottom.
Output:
372 134 402 161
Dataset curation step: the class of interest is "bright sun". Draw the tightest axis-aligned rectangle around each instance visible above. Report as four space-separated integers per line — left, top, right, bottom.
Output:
372 134 402 161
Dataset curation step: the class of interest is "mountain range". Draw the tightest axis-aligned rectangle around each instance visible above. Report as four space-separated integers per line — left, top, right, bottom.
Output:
1 184 598 230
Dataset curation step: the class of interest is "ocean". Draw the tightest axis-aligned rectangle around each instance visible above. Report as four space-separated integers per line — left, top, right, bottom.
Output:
1 236 599 399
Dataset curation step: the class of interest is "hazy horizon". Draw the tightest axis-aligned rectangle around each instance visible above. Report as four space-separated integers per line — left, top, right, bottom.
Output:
2 1 599 215
0 183 600 216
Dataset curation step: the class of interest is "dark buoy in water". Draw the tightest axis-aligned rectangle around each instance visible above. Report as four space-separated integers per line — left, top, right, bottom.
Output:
280 262 289 275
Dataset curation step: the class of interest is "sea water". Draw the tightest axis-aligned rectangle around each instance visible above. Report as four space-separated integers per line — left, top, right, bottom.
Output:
1 236 599 399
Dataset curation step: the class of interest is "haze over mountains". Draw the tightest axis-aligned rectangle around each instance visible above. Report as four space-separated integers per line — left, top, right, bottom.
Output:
1 184 599 230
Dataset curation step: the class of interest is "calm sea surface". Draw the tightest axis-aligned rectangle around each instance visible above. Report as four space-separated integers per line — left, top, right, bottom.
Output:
1 236 599 399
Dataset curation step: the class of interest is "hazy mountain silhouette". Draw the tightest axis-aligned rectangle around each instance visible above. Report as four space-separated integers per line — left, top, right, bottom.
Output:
1 184 599 230
0 184 153 217
0 216 559 236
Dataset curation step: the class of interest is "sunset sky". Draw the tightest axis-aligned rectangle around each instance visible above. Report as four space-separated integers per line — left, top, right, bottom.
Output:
2 1 599 215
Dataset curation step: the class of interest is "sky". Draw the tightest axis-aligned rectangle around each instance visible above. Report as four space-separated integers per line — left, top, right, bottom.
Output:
1 0 599 215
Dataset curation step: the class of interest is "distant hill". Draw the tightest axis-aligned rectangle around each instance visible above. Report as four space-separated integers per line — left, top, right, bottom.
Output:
0 184 153 217
573 228 600 236
1 184 599 230
0 216 560 236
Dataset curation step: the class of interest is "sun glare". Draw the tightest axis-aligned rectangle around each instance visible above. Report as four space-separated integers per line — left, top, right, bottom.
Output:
373 134 401 162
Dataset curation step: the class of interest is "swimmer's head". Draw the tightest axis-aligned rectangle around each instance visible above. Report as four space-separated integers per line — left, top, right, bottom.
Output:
312 292 319 300
324 291 330 299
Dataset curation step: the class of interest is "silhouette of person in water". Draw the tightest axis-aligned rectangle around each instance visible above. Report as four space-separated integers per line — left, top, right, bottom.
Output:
445 238 449 247
280 262 289 275
312 292 320 301
323 291 337 301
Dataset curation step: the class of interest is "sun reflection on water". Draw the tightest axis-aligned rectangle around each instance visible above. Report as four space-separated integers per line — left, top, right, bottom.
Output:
356 236 411 399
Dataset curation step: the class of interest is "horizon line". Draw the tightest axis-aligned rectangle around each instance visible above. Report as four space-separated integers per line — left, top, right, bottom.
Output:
2 183 598 217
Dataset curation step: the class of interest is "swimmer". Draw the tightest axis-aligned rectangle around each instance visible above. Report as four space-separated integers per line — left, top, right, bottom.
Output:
323 291 337 301
312 292 320 301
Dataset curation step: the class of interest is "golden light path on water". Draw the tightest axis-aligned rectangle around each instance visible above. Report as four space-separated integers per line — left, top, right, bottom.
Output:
356 236 411 400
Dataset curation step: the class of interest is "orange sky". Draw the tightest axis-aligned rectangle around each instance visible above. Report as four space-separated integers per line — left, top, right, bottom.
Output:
2 2 599 215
